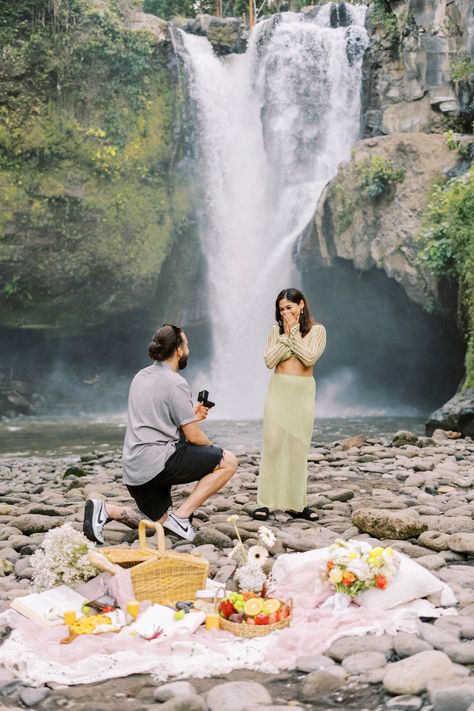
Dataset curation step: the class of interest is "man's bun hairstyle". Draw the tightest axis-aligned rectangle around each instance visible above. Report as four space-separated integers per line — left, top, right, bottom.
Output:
148 325 183 361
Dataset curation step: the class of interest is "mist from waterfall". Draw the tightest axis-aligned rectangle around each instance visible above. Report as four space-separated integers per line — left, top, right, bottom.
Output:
175 7 369 418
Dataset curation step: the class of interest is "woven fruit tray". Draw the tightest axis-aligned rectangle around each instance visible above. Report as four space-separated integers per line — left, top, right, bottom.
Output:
217 594 292 638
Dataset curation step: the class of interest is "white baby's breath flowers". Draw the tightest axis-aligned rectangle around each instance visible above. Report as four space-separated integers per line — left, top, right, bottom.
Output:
258 526 275 548
31 523 98 591
226 515 239 523
247 545 268 567
235 562 267 593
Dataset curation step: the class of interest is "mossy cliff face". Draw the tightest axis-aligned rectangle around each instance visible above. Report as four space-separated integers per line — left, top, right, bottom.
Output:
0 1 195 333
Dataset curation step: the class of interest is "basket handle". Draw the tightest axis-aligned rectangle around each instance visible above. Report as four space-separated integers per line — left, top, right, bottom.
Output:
138 519 166 553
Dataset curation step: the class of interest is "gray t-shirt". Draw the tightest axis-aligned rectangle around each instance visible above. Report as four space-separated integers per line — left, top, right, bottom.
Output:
122 362 197 486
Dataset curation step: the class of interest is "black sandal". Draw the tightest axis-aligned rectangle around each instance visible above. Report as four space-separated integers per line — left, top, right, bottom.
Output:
252 507 270 521
286 507 319 521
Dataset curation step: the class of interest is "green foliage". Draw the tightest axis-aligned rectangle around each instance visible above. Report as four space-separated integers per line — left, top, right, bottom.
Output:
0 0 192 331
444 130 460 151
417 168 474 388
356 155 405 200
144 0 214 20
370 0 399 46
451 52 474 82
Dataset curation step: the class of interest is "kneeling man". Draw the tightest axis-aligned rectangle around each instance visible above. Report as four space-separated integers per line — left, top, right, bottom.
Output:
83 324 238 543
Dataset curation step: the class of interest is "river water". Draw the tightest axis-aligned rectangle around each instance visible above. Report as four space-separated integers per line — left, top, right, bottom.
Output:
0 415 426 457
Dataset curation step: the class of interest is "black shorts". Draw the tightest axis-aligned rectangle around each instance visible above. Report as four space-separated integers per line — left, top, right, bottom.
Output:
126 440 223 520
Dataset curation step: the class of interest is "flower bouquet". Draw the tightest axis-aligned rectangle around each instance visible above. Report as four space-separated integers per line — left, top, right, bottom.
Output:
322 539 399 608
31 523 99 591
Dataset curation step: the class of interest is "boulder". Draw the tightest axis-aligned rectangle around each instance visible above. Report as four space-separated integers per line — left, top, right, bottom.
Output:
426 389 474 438
301 670 345 700
352 508 427 539
383 651 454 695
206 682 271 711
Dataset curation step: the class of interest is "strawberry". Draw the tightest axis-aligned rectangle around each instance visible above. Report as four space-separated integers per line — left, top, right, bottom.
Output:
246 617 256 625
255 613 270 626
218 599 237 619
268 612 279 625
279 604 291 620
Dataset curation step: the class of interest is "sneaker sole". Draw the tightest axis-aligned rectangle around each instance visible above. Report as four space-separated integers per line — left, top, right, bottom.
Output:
83 499 105 544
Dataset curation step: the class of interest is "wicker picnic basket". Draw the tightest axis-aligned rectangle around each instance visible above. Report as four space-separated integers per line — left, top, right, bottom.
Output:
218 598 293 638
101 520 209 604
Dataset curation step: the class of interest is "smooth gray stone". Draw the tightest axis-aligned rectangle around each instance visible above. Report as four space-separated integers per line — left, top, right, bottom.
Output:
383 651 454 695
326 634 393 661
148 697 207 711
444 642 474 664
431 683 474 711
295 654 336 673
154 682 197 701
19 687 50 707
418 622 459 649
386 695 423 710
342 651 387 675
206 682 271 711
393 632 433 658
301 670 345 700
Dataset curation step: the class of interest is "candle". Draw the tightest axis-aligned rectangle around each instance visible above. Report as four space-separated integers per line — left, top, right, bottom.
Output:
205 613 220 631
63 610 76 625
127 600 140 619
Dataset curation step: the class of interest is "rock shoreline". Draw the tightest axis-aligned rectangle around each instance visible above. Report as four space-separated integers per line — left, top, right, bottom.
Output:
1 428 474 710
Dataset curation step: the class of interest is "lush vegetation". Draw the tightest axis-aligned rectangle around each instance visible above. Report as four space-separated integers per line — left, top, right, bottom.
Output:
417 168 474 388
0 0 190 331
451 52 474 82
356 155 405 200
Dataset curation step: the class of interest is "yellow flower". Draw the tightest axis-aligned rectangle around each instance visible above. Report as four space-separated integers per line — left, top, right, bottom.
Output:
348 552 357 559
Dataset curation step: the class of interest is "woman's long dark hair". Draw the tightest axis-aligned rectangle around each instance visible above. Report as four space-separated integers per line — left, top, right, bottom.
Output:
275 288 315 337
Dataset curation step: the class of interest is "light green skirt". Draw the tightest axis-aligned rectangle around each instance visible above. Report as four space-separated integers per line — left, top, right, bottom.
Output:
257 373 316 511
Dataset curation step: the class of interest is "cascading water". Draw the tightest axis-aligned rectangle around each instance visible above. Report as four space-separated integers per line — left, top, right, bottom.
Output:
174 6 369 418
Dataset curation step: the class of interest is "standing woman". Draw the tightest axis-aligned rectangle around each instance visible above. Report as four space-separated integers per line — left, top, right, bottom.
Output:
253 288 326 521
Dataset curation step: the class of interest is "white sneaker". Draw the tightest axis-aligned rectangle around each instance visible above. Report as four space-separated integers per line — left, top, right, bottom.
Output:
83 498 108 544
163 512 196 542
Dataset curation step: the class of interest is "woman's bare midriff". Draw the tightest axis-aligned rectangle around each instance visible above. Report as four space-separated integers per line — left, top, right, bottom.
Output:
275 356 313 377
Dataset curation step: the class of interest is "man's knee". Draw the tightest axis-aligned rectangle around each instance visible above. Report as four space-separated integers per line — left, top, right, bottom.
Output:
222 449 238 475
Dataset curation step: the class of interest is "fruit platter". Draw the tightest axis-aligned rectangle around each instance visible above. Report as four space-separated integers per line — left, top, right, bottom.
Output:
217 591 292 637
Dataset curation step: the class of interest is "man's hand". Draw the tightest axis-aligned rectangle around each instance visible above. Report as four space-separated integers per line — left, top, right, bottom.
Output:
194 404 209 421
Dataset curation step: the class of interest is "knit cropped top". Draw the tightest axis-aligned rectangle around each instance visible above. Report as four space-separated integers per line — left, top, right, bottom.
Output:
263 323 326 369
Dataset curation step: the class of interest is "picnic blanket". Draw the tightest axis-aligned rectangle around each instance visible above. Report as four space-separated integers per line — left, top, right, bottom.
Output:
0 547 457 687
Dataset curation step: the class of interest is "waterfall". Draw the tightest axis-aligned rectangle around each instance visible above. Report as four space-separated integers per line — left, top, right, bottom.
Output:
174 6 369 419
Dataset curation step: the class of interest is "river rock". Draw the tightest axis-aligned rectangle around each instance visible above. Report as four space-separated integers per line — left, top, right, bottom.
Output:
278 527 337 551
444 643 474 664
19 687 51 707
419 531 451 551
447 533 474 555
152 697 207 711
192 528 233 549
417 622 459 649
326 634 393 661
296 655 338 673
386 697 423 711
430 683 474 711
301 670 344 699
351 509 427 539
383 651 454 695
392 431 419 446
393 632 433 658
426 388 474 439
342 651 387 675
206 682 271 711
154 682 197 701
13 514 62 535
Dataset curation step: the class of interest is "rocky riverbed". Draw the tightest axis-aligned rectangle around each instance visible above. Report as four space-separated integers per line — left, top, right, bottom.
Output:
1 428 474 711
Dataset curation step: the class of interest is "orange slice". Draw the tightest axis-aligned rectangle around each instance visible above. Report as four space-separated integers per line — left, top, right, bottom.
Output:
243 597 263 617
263 598 281 614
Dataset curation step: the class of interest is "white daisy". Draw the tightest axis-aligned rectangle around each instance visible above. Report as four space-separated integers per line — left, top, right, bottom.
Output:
247 545 268 567
258 525 275 548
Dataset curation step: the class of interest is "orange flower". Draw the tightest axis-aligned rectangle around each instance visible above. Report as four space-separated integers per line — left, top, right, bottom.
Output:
342 572 356 585
326 560 334 572
375 575 387 589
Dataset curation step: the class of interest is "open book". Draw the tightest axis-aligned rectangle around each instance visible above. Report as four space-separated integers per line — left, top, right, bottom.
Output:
10 585 88 626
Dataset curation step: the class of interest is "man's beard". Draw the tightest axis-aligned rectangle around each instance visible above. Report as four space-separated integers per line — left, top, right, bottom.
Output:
178 354 188 370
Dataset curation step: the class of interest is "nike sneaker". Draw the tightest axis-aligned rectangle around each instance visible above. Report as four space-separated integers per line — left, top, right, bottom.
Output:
163 511 196 542
83 498 109 544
